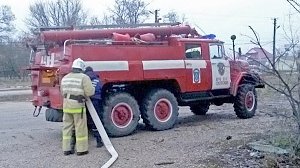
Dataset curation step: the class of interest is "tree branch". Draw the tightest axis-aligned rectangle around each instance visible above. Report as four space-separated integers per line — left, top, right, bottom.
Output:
287 0 300 13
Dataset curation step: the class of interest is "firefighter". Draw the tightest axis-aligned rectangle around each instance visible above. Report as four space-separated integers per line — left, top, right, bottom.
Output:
85 66 104 148
61 58 95 156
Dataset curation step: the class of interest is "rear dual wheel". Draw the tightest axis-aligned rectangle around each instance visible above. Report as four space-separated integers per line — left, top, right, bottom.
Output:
141 89 179 131
45 108 63 122
101 93 140 137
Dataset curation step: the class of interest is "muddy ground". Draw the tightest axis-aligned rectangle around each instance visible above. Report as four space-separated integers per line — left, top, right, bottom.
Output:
0 87 298 168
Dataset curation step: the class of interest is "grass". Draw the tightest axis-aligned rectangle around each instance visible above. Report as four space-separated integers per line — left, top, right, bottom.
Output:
271 134 294 149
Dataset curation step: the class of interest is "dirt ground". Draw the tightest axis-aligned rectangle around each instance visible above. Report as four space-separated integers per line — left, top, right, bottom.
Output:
0 84 299 167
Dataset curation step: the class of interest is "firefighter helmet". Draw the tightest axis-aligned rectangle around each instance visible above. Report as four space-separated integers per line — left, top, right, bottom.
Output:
72 58 85 70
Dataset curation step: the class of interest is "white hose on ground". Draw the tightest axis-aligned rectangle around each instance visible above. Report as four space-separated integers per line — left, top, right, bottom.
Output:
86 98 118 168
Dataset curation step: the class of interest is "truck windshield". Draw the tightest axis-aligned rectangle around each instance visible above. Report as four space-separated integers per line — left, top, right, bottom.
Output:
209 43 224 59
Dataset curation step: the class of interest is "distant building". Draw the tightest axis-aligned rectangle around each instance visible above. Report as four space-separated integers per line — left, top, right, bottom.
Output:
238 47 273 69
238 47 297 71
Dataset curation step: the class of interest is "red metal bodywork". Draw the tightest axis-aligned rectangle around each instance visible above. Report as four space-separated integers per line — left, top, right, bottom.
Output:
229 60 251 96
29 25 252 110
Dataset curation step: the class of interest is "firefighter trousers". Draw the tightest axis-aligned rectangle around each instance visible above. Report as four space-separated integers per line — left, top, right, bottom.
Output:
62 112 88 153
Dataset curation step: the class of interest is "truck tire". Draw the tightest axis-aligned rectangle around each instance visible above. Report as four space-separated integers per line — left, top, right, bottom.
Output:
213 100 223 106
234 84 257 119
45 108 63 122
141 89 179 131
190 103 210 115
102 93 140 137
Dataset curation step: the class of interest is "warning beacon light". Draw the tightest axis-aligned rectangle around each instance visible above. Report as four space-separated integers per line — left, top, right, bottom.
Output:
201 34 216 39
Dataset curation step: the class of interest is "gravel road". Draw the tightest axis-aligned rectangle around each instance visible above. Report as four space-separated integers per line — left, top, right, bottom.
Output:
0 89 31 96
0 89 31 102
0 94 285 168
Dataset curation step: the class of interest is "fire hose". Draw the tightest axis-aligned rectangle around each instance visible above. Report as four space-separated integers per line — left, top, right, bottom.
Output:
86 98 118 168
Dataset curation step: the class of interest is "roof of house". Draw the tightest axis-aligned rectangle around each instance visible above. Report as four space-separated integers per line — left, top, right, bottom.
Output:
245 47 273 60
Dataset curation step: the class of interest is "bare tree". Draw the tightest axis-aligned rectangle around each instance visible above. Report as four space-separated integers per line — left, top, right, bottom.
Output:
0 6 20 79
26 0 88 30
163 11 179 23
0 5 15 42
90 16 101 25
232 1 300 156
244 1 300 152
181 14 187 24
162 11 187 24
90 14 113 25
0 40 30 79
287 0 300 13
109 0 150 24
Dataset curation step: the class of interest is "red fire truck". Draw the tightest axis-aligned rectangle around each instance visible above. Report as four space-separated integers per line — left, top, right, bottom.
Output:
27 23 264 137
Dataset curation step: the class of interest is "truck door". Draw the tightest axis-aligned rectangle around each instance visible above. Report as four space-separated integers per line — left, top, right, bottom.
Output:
184 43 210 92
209 43 231 90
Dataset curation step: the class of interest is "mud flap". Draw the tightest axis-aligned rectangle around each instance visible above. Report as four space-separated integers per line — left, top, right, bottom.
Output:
86 98 118 168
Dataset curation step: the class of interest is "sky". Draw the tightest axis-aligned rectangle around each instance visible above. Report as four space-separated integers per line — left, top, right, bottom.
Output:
1 0 299 54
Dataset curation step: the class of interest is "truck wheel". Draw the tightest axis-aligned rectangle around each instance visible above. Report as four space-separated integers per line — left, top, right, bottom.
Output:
102 93 140 137
234 84 257 119
213 100 223 106
141 89 179 131
190 103 210 115
45 108 63 122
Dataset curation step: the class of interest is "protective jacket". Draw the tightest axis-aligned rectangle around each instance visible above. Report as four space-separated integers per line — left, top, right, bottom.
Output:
85 71 102 100
61 72 95 113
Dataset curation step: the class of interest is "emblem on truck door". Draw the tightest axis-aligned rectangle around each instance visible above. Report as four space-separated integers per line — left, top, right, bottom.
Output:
193 68 201 83
217 63 225 76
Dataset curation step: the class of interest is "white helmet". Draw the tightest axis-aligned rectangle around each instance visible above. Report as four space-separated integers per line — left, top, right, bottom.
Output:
72 58 85 70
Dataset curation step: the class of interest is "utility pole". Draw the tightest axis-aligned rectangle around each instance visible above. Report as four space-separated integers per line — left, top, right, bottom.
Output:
154 9 160 23
238 47 242 58
272 18 277 69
